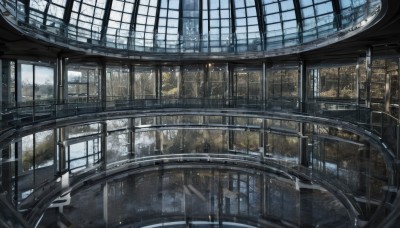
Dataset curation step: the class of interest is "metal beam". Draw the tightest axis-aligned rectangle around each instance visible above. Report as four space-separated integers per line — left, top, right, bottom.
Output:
254 0 266 50
63 0 74 24
293 0 304 44
100 0 113 43
24 0 31 23
128 0 141 50
199 0 203 37
298 61 307 112
153 0 162 50
229 0 236 52
178 0 183 52
332 0 342 29
42 1 50 26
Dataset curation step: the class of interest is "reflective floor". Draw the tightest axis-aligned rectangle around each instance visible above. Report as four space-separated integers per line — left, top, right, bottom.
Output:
38 165 350 228
0 113 393 227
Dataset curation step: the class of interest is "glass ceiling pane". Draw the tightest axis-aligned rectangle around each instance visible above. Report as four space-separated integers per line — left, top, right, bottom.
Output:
17 0 378 53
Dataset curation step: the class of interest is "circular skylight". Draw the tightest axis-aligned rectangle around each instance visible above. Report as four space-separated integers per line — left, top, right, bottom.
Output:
1 0 381 55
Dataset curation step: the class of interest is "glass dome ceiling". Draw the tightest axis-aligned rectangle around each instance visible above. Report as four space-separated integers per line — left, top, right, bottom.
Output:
2 0 381 54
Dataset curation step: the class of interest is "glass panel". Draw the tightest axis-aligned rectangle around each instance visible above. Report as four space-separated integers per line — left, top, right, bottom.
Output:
134 67 156 99
107 132 129 163
161 66 180 98
34 66 54 101
21 64 33 102
106 66 130 101
182 65 204 99
208 64 228 99
22 134 34 172
1 60 16 108
35 130 54 168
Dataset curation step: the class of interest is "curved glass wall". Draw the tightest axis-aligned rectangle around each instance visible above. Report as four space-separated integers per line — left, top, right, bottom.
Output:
0 113 396 226
1 55 399 156
0 0 381 56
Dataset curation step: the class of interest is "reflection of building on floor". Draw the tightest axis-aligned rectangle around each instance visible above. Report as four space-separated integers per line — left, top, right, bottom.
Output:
0 113 389 227
40 166 349 227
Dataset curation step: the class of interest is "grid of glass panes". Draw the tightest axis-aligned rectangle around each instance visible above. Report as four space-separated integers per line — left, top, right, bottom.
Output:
181 0 200 52
235 0 260 51
203 0 232 52
262 0 297 47
161 66 180 98
134 0 158 50
29 0 47 25
46 0 67 27
134 66 156 99
300 0 335 41
69 0 106 42
106 0 136 48
67 138 101 173
340 0 367 26
106 66 130 101
182 65 204 98
208 64 228 99
157 0 180 51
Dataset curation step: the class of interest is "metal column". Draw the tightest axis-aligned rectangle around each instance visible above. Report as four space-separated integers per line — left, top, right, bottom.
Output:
56 55 67 105
262 62 267 110
298 61 307 113
57 127 67 174
101 121 107 166
299 123 308 167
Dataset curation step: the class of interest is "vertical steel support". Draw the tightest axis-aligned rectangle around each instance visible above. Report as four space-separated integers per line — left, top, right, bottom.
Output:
397 57 400 160
260 120 267 158
101 61 107 111
100 0 113 44
228 63 234 107
262 62 266 110
16 61 22 106
254 0 266 50
128 0 140 50
293 0 304 44
356 58 361 106
129 118 135 157
366 47 372 108
57 127 67 174
0 60 2 118
199 0 203 52
298 61 307 113
204 64 209 106
56 55 67 105
129 65 135 101
299 123 308 167
332 0 343 29
101 121 107 166
24 0 31 24
178 0 184 53
264 62 269 110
